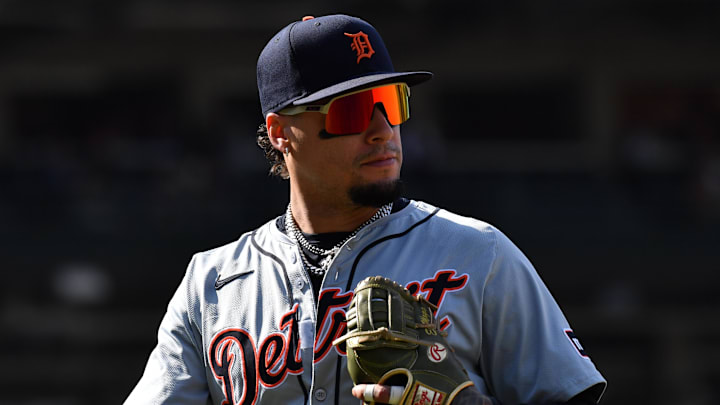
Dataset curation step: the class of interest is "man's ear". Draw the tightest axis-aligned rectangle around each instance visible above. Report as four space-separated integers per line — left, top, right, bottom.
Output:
266 113 290 153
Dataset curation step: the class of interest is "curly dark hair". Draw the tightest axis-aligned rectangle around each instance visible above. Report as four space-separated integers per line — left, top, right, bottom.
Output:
256 123 289 179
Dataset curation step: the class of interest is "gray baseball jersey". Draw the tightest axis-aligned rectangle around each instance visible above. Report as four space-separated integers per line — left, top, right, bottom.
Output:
125 200 606 404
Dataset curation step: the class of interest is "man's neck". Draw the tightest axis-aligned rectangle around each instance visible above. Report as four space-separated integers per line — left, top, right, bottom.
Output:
289 194 382 234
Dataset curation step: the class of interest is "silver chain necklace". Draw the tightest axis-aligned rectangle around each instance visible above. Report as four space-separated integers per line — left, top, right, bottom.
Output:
285 202 393 275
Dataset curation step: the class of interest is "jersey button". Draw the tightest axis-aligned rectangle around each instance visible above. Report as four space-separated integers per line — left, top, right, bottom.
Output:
314 388 327 401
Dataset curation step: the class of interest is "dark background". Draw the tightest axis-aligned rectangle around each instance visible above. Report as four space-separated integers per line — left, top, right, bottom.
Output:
1 1 719 404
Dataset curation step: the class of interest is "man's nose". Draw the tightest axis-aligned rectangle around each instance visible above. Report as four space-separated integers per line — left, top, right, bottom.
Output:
364 105 394 143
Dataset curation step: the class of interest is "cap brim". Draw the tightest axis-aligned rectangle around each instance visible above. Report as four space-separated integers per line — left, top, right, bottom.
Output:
291 71 432 106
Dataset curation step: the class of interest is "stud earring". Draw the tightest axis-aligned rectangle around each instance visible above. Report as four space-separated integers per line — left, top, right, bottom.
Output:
284 147 289 155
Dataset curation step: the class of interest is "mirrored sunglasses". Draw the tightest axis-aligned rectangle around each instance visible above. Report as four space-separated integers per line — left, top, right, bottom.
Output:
279 83 410 136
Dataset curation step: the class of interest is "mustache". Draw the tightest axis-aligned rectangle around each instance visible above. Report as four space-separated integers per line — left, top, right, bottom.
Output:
354 144 402 164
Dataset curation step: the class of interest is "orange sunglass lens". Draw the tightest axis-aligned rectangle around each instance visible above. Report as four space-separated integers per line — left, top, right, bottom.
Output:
325 90 375 135
325 84 408 135
372 84 406 125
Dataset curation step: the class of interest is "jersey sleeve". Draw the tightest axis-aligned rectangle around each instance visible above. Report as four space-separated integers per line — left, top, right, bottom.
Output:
124 255 211 404
479 229 606 404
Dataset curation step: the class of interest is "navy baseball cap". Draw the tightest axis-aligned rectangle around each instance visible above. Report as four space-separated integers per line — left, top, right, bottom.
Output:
257 14 433 117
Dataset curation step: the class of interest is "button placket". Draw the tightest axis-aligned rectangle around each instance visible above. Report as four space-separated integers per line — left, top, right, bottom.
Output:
314 388 327 401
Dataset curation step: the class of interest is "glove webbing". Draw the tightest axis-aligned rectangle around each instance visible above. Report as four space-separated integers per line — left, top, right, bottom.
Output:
334 286 447 347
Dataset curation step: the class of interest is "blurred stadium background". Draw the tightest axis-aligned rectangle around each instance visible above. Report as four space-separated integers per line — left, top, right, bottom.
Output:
1 1 719 404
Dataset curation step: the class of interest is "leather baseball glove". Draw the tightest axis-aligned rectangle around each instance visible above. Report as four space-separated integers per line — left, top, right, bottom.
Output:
333 276 474 405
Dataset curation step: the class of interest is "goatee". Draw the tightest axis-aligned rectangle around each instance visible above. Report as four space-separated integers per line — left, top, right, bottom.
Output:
348 179 404 208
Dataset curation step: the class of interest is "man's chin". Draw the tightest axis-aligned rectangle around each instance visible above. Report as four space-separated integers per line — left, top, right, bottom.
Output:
348 179 404 208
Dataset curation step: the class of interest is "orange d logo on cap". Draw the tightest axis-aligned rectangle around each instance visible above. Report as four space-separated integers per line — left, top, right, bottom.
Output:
344 31 375 63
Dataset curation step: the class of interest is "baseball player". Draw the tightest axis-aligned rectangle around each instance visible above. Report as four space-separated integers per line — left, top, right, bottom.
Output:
125 14 606 405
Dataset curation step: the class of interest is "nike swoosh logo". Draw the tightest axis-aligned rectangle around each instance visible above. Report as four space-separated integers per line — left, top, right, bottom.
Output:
214 272 251 290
